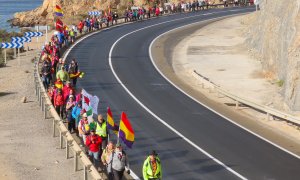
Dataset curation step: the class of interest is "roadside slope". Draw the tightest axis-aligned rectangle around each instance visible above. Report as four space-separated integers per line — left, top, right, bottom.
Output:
0 51 81 179
151 15 300 156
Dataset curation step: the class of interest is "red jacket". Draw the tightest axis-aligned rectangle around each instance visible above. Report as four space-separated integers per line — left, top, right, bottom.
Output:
85 134 102 152
78 21 84 30
62 85 74 102
54 94 64 106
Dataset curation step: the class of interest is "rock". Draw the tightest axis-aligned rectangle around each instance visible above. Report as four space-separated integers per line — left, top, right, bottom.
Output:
55 160 59 164
10 0 202 27
33 167 39 171
246 0 300 111
21 96 27 103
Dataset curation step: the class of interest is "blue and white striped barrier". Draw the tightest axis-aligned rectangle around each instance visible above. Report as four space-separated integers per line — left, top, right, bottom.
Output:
24 32 43 37
88 11 101 16
11 37 31 43
1 42 23 48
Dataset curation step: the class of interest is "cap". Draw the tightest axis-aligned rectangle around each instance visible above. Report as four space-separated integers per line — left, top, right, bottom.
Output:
82 113 87 118
149 150 157 156
116 143 122 148
69 95 74 98
66 81 71 84
90 128 95 132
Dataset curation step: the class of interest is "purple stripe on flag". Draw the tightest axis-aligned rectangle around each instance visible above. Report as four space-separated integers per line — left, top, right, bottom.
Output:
55 12 63 16
108 124 119 131
119 130 133 148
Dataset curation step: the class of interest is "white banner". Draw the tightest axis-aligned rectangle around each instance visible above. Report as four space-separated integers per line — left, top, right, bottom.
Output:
82 89 100 115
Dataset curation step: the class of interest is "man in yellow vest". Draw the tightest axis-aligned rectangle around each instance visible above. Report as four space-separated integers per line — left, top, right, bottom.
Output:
143 150 162 180
96 114 108 151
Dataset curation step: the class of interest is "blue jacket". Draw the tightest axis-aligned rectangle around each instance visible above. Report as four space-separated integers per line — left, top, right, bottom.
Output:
72 104 82 120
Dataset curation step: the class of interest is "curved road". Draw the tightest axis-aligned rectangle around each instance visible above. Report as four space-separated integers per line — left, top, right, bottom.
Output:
67 7 300 179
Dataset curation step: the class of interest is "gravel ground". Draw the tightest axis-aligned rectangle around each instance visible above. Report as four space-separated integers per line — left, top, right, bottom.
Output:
171 15 300 154
0 51 81 180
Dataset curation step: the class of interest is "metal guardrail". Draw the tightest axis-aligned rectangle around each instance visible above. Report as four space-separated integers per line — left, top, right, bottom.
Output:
30 6 255 180
192 70 300 126
33 56 103 180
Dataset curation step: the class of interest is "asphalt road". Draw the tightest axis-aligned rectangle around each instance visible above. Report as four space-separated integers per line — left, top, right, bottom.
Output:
67 7 300 180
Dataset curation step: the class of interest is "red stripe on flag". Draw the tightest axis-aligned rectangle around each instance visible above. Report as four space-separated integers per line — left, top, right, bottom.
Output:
107 107 113 117
121 112 134 134
56 5 62 10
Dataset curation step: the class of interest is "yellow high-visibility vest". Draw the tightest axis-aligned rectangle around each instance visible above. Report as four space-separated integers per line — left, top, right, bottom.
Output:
96 122 107 137
143 156 162 180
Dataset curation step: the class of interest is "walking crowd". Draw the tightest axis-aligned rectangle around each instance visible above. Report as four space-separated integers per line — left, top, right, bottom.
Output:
40 6 164 179
38 1 252 178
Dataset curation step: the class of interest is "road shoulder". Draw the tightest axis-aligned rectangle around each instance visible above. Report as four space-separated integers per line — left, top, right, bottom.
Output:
151 15 300 156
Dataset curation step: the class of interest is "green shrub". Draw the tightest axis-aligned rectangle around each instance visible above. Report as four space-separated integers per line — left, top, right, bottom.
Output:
277 80 284 87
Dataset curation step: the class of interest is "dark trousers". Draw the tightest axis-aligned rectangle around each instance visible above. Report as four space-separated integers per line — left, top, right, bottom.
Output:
67 118 75 132
107 172 114 180
43 75 51 90
72 77 77 86
55 105 63 118
112 169 124 180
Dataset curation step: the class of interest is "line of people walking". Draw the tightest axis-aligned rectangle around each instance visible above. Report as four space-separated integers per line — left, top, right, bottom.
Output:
38 2 242 177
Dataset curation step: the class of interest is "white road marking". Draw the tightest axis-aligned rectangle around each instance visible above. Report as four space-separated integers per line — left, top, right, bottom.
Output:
63 9 256 179
109 11 250 180
149 15 300 161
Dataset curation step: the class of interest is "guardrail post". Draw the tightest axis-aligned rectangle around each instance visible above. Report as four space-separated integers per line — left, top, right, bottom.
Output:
60 131 64 149
34 74 37 90
39 90 42 106
37 85 40 102
53 119 56 137
74 151 80 172
44 104 47 119
84 165 88 180
41 96 44 111
66 139 70 159
235 101 239 109
84 165 91 180
34 77 38 96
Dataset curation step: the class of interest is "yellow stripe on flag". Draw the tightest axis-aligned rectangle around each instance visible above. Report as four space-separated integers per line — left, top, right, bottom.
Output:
120 120 134 142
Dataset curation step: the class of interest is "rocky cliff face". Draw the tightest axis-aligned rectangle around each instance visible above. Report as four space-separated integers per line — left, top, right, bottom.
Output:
11 0 135 27
12 0 224 27
246 0 300 111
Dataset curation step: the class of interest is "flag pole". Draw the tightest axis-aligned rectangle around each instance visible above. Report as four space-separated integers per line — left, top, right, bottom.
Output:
117 114 121 144
117 126 120 144
106 107 110 142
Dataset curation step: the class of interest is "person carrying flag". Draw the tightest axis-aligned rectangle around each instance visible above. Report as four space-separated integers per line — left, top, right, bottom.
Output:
143 150 162 180
56 66 69 83
108 143 130 180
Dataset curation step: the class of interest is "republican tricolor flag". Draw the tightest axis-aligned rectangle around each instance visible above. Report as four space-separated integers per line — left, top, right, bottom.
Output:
107 107 119 134
54 5 63 17
118 112 135 148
